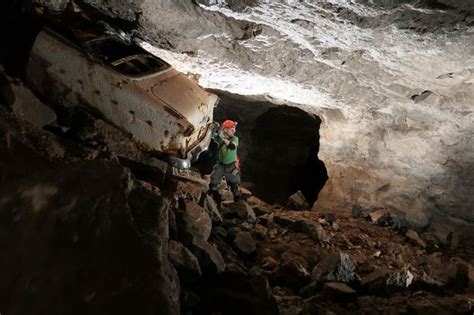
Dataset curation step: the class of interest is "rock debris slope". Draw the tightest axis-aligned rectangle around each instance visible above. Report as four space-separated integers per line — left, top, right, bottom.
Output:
0 78 473 314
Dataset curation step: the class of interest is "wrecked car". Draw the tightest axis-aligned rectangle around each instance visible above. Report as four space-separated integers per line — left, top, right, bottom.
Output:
25 23 218 168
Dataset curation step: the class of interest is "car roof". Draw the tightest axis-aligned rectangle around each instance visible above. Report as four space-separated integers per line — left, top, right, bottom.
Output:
44 21 171 78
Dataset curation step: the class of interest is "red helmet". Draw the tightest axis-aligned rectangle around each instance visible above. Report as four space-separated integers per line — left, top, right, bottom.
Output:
221 120 238 128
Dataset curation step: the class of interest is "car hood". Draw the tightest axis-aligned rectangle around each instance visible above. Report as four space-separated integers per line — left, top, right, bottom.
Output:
151 70 217 129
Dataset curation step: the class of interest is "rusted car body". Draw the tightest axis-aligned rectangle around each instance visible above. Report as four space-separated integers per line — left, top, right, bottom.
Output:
26 24 218 168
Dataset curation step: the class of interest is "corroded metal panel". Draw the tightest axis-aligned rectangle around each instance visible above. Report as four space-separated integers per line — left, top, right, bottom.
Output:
26 28 217 160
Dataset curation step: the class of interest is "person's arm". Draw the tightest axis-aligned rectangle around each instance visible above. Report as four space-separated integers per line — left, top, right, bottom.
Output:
227 141 236 150
226 137 238 150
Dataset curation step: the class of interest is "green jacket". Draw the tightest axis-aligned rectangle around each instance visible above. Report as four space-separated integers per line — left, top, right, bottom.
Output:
214 133 239 165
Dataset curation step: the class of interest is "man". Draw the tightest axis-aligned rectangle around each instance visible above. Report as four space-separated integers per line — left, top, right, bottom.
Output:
209 119 241 204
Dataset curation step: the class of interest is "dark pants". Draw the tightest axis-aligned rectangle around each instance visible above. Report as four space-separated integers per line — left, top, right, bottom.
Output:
210 162 241 202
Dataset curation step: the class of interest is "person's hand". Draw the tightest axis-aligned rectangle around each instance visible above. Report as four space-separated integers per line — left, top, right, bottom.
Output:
223 138 230 145
388 214 408 232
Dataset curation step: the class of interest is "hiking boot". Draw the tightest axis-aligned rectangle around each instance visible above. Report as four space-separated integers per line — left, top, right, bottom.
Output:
210 189 222 205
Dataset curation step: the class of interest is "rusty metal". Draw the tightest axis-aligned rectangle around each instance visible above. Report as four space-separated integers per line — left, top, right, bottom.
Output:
26 26 218 166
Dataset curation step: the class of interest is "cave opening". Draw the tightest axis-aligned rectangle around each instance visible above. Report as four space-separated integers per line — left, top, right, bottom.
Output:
209 91 328 206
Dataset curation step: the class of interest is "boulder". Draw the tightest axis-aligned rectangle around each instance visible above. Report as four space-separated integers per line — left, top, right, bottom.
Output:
228 200 256 223
361 268 414 295
195 271 279 315
254 224 268 239
0 72 15 106
299 281 320 298
322 213 336 224
368 210 389 224
386 269 414 288
34 0 70 11
406 300 452 315
261 256 279 271
191 238 226 273
168 240 202 283
253 205 273 216
239 186 253 199
322 282 357 303
0 145 180 315
434 258 473 291
351 204 365 219
201 193 223 223
405 229 426 249
176 199 213 243
292 219 329 243
11 84 57 128
311 252 360 284
274 214 297 228
233 231 257 255
272 253 311 290
287 190 309 210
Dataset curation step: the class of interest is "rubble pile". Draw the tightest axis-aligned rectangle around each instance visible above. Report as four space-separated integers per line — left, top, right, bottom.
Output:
0 73 473 315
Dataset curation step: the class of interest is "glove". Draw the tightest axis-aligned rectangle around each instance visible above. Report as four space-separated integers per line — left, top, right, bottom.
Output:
388 215 408 232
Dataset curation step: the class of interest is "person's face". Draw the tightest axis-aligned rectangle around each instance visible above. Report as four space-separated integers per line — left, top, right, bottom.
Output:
223 126 236 137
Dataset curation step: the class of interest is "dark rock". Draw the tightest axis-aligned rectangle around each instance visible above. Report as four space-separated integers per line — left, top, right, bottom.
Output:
181 290 200 310
311 252 360 284
412 273 445 293
168 240 202 283
314 222 329 243
239 186 253 199
386 268 414 288
406 300 452 315
227 226 240 240
0 154 180 314
361 268 414 295
287 190 309 210
405 229 426 248
119 156 168 186
299 281 320 298
11 83 57 128
360 270 390 290
387 214 409 232
322 212 336 224
191 238 226 273
202 193 223 223
322 282 357 303
261 256 279 271
233 231 257 255
254 223 268 239
241 222 254 230
292 219 329 243
195 271 279 315
214 240 247 273
176 199 212 243
169 208 178 241
436 259 473 291
228 200 256 223
368 210 389 224
253 206 273 216
211 226 228 240
272 253 311 290
445 231 461 250
351 204 364 218
0 72 15 106
274 214 297 228
173 179 205 201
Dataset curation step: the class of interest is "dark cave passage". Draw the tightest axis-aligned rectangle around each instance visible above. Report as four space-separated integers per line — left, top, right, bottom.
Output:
210 91 328 206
